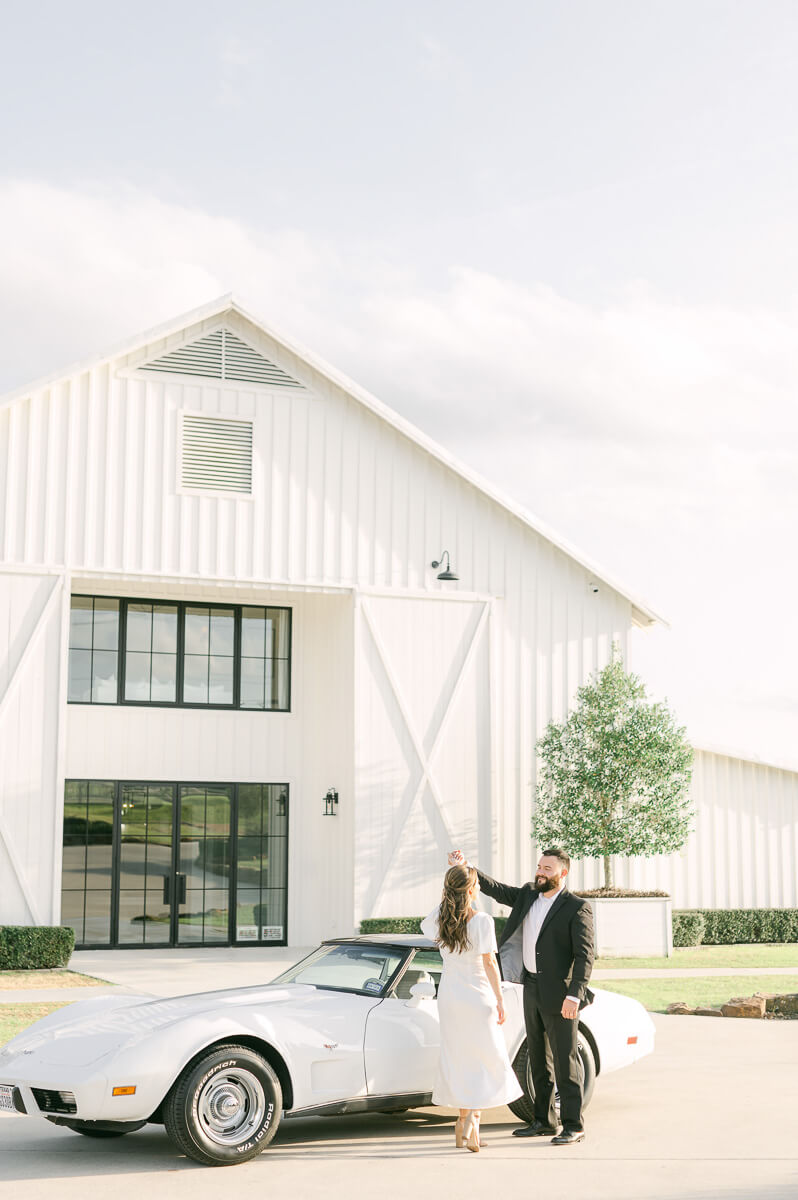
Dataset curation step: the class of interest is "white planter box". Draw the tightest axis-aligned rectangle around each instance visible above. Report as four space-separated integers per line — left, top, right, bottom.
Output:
586 896 673 958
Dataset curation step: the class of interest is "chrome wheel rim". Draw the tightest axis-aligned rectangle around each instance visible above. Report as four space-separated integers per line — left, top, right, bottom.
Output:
196 1069 266 1146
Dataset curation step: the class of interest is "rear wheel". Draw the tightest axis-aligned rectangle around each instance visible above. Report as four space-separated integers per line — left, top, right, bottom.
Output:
164 1043 282 1166
508 1034 596 1124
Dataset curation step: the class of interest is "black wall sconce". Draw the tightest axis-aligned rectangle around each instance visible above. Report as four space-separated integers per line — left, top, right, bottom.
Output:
431 550 459 581
323 788 339 816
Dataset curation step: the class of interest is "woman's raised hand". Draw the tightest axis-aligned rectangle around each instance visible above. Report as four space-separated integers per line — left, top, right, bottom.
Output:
448 849 465 866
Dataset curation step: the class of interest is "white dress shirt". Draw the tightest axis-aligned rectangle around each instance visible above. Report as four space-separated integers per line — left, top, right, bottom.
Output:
522 884 579 1003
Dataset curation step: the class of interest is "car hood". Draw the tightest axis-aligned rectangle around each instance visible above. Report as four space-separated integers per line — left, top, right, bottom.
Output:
0 984 361 1065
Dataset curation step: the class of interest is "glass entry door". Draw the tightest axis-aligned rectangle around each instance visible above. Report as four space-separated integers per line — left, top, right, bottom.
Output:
62 779 289 948
176 785 233 944
118 784 175 944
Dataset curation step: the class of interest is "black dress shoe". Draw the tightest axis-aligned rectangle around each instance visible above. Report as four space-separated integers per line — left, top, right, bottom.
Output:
512 1121 559 1138
551 1129 585 1145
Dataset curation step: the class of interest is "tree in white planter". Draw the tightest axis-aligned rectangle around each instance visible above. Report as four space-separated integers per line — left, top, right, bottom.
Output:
533 653 693 891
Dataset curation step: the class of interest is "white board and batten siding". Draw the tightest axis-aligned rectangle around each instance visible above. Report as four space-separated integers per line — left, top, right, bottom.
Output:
569 747 798 910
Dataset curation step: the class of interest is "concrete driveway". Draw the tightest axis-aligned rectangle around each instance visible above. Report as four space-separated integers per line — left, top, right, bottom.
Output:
2 1007 796 1200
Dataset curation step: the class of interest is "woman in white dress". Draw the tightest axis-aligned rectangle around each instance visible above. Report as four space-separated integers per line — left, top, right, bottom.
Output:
421 864 522 1152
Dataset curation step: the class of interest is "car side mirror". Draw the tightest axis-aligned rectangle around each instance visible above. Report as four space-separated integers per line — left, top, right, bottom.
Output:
406 980 436 1007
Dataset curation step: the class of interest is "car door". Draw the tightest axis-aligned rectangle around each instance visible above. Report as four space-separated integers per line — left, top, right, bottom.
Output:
363 949 443 1096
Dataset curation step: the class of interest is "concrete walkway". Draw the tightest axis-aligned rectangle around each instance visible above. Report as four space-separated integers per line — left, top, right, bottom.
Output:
1 948 796 1004
2 1011 797 1200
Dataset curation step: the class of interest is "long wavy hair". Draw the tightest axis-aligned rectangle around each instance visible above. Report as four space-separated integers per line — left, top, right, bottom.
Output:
436 864 478 954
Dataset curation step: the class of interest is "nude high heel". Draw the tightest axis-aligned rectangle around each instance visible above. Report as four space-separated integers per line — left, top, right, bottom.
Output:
455 1115 465 1148
465 1110 480 1153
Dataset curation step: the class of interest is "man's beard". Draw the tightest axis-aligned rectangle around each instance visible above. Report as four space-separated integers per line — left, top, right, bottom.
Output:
534 874 560 893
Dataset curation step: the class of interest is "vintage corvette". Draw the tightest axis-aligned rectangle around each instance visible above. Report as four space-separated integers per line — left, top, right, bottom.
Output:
0 935 655 1165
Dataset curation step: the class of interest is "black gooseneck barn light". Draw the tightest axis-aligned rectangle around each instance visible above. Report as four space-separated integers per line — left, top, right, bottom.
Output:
431 550 459 581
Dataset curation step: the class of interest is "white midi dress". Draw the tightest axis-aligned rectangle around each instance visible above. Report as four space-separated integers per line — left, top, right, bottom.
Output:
421 907 523 1110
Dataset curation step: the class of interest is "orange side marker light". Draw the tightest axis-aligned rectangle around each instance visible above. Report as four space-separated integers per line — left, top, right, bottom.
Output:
112 1086 137 1096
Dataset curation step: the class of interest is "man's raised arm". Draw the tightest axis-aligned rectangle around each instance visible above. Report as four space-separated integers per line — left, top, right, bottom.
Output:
448 849 521 909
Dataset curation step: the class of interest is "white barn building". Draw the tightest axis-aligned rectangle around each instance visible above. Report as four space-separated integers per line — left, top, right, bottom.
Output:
0 297 794 950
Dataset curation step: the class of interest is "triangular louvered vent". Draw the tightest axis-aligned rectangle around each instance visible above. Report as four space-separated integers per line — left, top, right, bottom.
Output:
181 414 253 494
142 328 304 388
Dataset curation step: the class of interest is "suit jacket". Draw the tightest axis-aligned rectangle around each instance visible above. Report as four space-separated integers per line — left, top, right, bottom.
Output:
476 869 595 1014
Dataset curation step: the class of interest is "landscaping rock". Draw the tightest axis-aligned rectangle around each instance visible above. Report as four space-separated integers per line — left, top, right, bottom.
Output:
770 993 798 1017
720 995 766 1019
694 1006 724 1017
666 1002 695 1015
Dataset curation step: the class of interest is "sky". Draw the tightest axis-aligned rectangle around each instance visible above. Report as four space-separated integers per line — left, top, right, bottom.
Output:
1 0 796 765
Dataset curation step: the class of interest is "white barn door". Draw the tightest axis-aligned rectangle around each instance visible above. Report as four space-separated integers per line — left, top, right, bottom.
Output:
0 570 68 926
354 594 493 923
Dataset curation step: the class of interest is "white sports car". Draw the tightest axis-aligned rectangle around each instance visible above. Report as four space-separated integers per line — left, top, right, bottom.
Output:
0 935 654 1166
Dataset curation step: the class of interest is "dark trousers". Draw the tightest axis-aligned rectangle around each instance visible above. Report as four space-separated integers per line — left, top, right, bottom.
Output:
522 972 584 1132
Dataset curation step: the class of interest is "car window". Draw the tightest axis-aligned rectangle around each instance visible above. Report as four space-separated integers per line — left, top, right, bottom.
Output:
272 944 406 995
392 948 443 999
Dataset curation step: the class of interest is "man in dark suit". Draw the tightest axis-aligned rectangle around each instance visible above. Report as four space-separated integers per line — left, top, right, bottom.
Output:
448 846 594 1145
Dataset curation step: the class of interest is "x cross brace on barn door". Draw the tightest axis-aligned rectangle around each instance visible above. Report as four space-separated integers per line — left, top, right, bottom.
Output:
359 596 490 919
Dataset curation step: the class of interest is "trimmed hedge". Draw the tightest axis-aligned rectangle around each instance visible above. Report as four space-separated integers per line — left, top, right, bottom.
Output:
672 911 705 947
360 916 509 939
681 908 798 946
0 926 75 970
361 910 798 949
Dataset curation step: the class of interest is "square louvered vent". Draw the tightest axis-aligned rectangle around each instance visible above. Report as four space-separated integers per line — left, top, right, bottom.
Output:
181 414 253 494
142 328 303 388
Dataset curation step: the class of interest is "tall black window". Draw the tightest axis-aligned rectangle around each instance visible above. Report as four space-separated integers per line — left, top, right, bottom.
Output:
240 608 290 710
68 598 120 703
235 784 288 941
184 607 235 705
61 780 115 944
68 597 291 711
124 603 179 702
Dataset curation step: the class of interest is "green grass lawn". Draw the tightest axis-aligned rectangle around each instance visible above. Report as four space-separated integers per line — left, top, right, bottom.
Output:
0 970 109 990
595 943 798 971
0 1003 69 1045
598 974 798 1013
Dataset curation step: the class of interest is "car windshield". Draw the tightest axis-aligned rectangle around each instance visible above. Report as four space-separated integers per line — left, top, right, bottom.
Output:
272 943 407 995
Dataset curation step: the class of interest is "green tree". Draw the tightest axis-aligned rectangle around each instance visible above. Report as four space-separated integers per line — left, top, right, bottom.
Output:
533 654 694 890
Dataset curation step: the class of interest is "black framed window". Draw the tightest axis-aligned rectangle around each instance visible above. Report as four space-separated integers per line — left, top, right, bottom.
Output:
68 596 291 711
61 780 115 945
184 607 236 705
124 603 179 702
240 608 291 710
235 784 288 942
67 597 120 703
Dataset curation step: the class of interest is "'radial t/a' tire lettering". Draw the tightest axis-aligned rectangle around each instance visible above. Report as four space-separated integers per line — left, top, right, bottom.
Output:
164 1043 282 1166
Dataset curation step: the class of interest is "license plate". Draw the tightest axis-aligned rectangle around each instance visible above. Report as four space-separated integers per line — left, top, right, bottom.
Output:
0 1086 16 1112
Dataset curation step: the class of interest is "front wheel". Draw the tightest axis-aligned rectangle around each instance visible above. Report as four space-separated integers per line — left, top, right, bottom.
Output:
508 1034 596 1124
164 1044 282 1166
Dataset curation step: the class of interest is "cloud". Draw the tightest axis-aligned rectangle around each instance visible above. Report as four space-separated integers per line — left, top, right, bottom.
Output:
0 177 795 764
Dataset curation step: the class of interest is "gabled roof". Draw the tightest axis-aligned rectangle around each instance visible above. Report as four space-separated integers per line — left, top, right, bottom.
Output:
0 294 666 628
